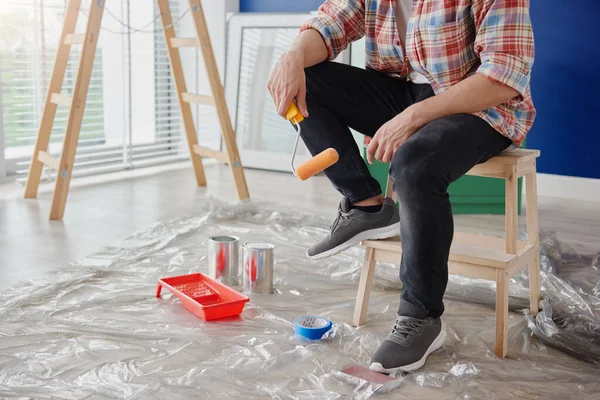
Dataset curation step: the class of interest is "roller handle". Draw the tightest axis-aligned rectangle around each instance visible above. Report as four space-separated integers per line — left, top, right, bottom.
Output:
286 102 304 124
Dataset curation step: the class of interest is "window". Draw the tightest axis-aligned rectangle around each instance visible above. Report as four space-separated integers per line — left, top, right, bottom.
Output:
0 0 105 175
0 0 223 179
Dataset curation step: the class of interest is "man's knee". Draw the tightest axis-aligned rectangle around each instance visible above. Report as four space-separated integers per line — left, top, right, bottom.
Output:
389 141 444 196
305 62 338 94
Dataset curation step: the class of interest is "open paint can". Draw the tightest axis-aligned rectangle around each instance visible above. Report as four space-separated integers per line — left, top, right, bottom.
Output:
242 243 274 294
208 236 240 285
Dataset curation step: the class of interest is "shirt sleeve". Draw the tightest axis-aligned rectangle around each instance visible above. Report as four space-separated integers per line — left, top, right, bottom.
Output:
473 0 535 98
300 0 365 60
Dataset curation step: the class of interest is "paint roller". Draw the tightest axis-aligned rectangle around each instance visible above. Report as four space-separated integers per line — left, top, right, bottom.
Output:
286 102 339 180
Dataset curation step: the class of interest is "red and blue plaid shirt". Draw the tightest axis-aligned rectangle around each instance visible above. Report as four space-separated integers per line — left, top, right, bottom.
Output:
301 0 536 146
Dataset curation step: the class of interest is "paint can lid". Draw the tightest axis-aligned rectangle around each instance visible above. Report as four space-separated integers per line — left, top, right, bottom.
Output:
209 235 239 242
243 242 275 250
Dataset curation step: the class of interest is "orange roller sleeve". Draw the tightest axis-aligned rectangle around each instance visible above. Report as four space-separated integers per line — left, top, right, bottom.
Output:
296 148 339 181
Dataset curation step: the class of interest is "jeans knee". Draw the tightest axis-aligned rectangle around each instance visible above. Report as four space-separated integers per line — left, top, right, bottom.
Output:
305 64 322 92
305 62 338 95
389 144 440 197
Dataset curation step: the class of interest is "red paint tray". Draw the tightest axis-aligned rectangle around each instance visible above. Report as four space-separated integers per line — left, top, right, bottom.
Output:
156 273 249 321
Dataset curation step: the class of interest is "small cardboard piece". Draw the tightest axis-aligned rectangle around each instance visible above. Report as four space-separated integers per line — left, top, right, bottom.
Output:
341 364 397 384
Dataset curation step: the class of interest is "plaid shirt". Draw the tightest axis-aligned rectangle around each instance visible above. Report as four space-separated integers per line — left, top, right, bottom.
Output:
300 0 536 146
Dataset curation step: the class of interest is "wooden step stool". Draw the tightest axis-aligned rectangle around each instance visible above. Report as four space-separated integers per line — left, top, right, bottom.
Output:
353 149 541 358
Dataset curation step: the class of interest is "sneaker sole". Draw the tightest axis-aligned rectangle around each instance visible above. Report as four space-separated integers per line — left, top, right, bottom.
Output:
369 319 446 374
306 221 400 260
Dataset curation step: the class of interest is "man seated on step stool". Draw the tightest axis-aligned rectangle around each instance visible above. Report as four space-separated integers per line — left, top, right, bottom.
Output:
268 0 535 374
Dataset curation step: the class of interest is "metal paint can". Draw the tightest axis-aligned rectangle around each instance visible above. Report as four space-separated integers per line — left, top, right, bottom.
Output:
242 243 274 294
208 236 240 285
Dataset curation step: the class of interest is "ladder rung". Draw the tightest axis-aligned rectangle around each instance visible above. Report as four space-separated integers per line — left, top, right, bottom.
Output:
64 33 85 45
182 92 215 106
169 37 200 48
192 144 229 163
50 93 72 107
37 151 60 170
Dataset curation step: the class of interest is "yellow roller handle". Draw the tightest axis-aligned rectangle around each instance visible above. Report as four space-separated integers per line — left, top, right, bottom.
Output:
286 102 304 124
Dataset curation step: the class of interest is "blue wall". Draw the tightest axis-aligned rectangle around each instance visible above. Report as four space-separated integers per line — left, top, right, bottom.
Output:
527 0 600 178
240 0 324 13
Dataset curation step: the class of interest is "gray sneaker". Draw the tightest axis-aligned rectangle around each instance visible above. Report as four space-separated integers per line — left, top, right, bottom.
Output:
307 197 399 260
370 315 446 374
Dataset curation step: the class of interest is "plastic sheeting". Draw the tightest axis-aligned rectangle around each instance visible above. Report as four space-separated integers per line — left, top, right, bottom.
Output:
1 197 600 399
594 250 600 297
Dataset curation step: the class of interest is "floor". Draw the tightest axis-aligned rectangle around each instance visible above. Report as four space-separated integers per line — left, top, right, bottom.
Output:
2 163 600 398
1 161 599 292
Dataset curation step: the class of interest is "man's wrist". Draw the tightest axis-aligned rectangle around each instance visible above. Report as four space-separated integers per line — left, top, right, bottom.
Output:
407 101 434 129
287 45 306 64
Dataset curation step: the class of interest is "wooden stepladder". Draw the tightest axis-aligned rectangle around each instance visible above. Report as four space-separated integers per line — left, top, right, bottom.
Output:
157 0 249 200
24 0 249 220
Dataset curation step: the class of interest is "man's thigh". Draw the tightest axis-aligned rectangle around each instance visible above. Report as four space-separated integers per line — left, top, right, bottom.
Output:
391 113 513 185
305 62 418 137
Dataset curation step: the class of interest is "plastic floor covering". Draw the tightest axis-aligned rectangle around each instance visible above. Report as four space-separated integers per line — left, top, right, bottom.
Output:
1 198 599 399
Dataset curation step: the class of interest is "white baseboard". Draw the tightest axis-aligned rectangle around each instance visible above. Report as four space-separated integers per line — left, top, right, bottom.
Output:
536 173 600 202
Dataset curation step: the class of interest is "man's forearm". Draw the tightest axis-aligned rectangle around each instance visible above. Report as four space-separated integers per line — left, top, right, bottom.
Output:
288 29 329 68
411 73 520 127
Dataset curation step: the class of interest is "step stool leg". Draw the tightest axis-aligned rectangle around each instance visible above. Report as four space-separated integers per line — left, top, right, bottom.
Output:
353 247 376 327
495 269 509 358
526 166 541 314
505 165 518 255
497 165 517 359
384 173 396 201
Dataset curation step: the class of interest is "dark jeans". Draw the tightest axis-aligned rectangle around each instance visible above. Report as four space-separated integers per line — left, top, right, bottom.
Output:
301 62 512 317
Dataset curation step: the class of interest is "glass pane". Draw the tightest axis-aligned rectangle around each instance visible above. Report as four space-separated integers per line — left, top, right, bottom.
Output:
236 27 308 156
0 1 106 161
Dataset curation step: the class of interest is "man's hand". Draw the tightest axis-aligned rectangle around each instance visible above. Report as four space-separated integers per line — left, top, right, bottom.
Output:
366 105 424 164
267 29 328 118
267 50 309 119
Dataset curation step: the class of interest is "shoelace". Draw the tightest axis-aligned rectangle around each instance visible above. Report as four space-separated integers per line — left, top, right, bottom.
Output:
387 316 428 346
329 206 350 232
